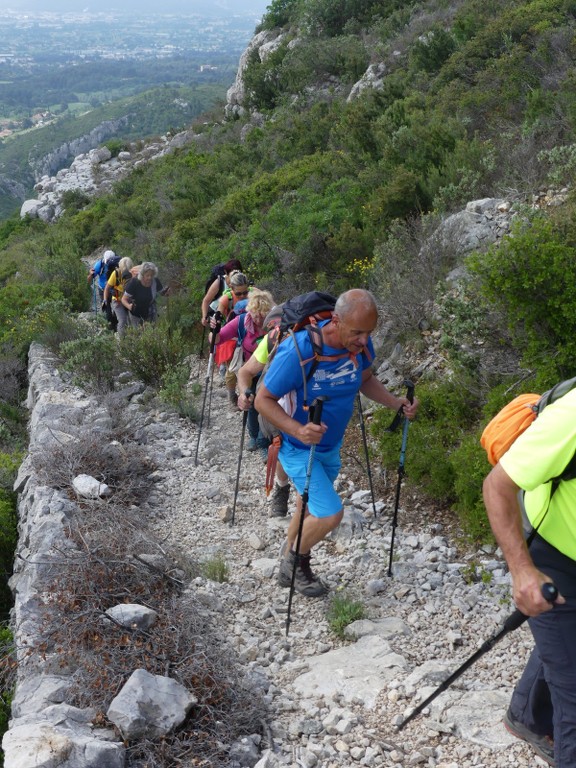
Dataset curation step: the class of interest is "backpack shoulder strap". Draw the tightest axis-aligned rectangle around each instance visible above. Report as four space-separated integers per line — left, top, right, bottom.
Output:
236 313 246 346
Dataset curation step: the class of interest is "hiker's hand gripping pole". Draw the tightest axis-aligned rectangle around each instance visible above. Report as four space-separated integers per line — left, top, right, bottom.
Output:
397 582 559 730
285 396 328 637
387 379 415 577
231 388 254 526
194 311 222 466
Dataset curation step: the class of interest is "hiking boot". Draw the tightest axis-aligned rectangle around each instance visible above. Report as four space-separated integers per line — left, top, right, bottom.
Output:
269 483 289 517
503 709 555 766
277 550 329 598
259 444 269 463
228 390 238 408
246 436 258 452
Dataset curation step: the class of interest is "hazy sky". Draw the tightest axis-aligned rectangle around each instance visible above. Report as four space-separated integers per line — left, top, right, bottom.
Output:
5 1 270 14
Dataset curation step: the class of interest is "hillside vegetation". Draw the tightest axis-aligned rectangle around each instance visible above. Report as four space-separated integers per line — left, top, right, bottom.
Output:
0 73 233 220
2 0 576 574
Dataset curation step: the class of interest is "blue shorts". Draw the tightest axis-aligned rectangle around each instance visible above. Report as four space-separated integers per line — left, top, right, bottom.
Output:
279 440 342 519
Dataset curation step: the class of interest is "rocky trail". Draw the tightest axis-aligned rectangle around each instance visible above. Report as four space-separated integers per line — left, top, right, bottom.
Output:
144 355 546 768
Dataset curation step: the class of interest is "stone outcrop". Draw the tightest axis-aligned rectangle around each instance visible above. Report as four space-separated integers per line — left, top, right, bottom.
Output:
225 29 285 119
19 128 201 223
31 118 130 181
5 344 126 767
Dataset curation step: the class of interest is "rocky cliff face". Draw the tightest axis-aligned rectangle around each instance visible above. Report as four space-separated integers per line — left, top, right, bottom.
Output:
31 118 131 181
19 127 201 223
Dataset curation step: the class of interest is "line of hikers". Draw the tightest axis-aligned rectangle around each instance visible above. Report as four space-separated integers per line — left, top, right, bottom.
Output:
88 248 170 337
200 266 419 596
88 249 573 767
203 270 575 768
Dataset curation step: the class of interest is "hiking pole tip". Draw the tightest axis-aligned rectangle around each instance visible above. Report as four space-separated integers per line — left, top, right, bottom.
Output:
396 581 558 730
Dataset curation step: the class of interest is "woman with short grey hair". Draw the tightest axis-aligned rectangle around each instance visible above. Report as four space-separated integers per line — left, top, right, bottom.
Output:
121 261 169 326
103 256 135 337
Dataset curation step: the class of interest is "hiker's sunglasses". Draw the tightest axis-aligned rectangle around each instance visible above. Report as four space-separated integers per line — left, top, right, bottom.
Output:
234 289 249 297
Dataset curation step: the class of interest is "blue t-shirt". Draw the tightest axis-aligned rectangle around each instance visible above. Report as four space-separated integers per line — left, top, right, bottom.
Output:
263 321 374 450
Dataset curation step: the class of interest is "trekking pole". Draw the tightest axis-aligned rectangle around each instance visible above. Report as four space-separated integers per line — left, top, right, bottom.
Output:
198 324 206 359
92 280 97 320
387 379 415 577
286 395 328 637
231 388 254 526
357 394 377 517
205 340 220 430
194 311 222 466
398 582 558 730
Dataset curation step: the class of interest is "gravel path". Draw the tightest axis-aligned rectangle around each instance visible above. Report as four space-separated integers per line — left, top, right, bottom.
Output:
142 365 547 768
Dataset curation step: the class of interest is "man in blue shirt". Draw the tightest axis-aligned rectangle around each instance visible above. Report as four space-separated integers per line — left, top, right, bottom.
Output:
255 289 418 597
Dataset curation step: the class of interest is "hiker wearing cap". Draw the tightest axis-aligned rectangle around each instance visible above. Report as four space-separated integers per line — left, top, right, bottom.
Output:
210 288 274 425
88 249 116 303
122 262 169 327
483 395 572 767
255 288 418 598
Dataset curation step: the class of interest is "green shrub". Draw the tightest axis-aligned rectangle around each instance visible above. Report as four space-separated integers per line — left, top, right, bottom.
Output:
201 554 229 583
104 138 127 157
0 492 17 617
450 431 494 542
259 0 302 30
158 362 200 421
372 374 483 519
23 300 85 353
326 592 365 639
60 189 91 214
60 332 120 391
0 623 15 767
537 144 576 188
118 323 190 386
409 26 457 74
468 212 576 379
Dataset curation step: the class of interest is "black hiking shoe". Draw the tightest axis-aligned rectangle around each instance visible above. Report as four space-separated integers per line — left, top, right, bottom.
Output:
503 709 555 766
269 483 290 517
277 550 329 598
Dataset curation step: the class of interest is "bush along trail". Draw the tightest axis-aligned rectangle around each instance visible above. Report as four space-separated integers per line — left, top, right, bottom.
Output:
153 351 550 768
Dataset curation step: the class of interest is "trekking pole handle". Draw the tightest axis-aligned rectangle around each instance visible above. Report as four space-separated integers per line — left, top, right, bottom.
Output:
386 380 415 432
208 311 222 352
504 582 559 632
309 395 327 426
404 379 415 405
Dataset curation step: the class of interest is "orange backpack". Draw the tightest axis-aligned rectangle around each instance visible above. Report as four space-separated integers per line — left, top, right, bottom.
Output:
480 377 576 466
480 393 540 466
